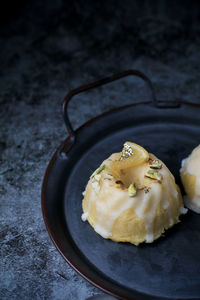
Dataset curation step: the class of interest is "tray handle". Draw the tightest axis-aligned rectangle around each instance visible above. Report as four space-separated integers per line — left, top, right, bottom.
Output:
62 69 157 138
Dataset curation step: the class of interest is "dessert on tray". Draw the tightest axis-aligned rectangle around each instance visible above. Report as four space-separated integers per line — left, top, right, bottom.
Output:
82 142 187 245
180 144 200 213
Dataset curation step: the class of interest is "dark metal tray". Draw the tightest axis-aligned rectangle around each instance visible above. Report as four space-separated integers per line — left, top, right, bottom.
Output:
42 70 200 300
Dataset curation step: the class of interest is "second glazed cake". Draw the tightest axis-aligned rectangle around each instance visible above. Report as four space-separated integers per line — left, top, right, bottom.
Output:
180 144 200 213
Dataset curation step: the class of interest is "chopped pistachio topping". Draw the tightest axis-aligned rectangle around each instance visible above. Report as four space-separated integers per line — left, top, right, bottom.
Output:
152 160 160 164
128 183 137 197
120 143 133 160
150 164 162 169
137 184 145 190
91 180 101 193
104 173 114 180
90 164 106 178
94 174 101 182
148 170 156 175
150 159 162 169
156 172 163 182
145 170 163 182
145 175 157 181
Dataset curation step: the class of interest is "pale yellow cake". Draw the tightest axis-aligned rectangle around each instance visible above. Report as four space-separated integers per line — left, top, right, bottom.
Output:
82 142 187 245
180 145 200 213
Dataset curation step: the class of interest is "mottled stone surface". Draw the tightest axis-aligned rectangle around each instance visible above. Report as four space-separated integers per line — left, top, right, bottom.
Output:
0 1 200 299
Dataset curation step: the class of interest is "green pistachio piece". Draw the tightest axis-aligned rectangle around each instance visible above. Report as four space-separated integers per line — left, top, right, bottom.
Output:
144 175 157 181
150 160 162 169
148 170 156 175
128 183 137 197
137 184 145 190
90 164 106 178
94 174 101 182
146 170 163 182
104 173 113 180
156 172 163 181
150 164 162 169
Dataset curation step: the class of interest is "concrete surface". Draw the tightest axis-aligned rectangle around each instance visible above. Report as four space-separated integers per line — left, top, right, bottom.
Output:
0 1 200 299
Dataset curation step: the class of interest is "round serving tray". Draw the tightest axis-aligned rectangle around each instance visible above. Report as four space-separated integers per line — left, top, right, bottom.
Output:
42 70 200 300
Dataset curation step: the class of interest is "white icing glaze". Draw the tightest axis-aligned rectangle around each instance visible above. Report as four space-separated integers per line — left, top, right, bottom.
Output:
181 158 187 168
134 186 160 243
94 179 132 238
95 224 111 238
158 167 174 224
82 182 97 221
81 212 88 221
179 206 188 215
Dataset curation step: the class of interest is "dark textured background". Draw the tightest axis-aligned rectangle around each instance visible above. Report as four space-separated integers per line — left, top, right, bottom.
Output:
1 1 200 299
